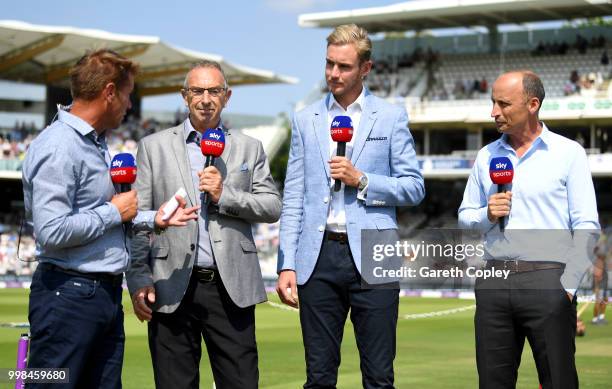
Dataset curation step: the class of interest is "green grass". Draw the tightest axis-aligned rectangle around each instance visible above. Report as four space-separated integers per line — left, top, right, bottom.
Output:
0 289 610 388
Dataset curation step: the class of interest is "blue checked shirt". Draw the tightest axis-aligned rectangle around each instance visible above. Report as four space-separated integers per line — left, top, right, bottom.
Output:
22 109 154 274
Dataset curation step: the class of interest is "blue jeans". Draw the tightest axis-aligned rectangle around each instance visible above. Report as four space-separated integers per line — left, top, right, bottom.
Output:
26 266 124 389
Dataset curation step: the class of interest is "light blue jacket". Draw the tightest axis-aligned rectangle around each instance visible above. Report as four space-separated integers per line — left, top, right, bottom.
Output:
278 90 425 285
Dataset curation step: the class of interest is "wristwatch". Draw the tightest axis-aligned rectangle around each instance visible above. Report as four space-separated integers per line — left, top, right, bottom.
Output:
358 174 368 191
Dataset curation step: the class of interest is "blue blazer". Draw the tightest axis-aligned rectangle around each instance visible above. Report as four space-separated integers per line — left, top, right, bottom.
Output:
278 90 425 285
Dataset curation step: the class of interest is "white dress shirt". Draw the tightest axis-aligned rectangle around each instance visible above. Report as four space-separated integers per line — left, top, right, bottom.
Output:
326 87 368 233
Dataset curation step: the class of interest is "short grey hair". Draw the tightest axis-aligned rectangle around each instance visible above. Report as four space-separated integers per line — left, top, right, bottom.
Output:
521 70 545 108
182 60 228 89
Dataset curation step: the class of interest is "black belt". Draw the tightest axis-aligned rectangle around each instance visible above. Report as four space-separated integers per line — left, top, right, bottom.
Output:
39 263 123 286
486 260 564 273
193 266 218 282
325 231 348 244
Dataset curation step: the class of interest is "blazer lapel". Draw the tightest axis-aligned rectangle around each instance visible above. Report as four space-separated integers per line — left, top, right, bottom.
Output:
313 96 331 178
170 126 197 206
351 93 378 165
216 127 232 178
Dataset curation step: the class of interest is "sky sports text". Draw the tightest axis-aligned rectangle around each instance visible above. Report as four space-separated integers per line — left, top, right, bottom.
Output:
203 140 224 148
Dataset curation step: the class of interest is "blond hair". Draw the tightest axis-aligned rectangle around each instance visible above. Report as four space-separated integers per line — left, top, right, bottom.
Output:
69 49 139 101
326 24 372 63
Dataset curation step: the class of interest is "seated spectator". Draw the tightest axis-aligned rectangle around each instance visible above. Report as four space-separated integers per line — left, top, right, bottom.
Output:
479 78 488 93
564 81 577 96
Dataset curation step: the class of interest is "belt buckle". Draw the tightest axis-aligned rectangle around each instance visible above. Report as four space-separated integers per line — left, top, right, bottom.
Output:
197 268 215 282
503 260 519 272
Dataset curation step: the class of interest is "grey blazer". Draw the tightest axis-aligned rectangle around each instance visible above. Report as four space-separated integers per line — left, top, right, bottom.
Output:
126 124 281 312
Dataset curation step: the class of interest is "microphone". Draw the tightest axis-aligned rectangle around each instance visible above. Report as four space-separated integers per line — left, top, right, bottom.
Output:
110 153 137 234
330 115 353 192
489 156 514 232
200 128 226 204
110 153 137 192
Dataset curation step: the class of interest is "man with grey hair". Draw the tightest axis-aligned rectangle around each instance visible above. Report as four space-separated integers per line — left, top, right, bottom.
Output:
459 70 599 388
126 60 281 388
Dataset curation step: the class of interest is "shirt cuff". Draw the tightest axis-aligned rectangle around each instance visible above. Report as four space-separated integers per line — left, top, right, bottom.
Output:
104 201 123 228
479 207 495 230
132 210 157 232
357 173 369 201
565 289 576 297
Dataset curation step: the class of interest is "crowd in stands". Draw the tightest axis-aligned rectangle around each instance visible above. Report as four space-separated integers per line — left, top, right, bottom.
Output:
533 34 607 56
365 33 612 102
362 47 441 98
0 112 184 163
0 122 37 160
0 213 36 277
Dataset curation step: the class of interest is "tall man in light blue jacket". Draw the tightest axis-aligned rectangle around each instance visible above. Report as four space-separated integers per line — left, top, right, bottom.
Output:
276 24 424 389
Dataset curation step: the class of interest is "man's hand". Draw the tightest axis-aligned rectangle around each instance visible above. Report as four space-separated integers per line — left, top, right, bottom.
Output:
198 166 223 203
329 156 362 188
111 190 138 222
487 191 512 224
155 195 200 228
276 270 298 308
132 286 155 322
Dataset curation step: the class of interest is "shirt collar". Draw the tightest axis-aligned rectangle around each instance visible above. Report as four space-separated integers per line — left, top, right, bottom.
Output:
327 85 366 112
497 122 550 152
58 108 98 139
183 117 225 143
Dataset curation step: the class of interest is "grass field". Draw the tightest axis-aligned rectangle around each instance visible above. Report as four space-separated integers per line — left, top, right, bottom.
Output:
0 288 610 388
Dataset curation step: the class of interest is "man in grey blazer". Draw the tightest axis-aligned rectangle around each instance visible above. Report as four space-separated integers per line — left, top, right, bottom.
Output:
126 60 281 389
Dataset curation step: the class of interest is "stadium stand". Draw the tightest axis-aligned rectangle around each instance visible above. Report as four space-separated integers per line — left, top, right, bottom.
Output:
2 1 612 288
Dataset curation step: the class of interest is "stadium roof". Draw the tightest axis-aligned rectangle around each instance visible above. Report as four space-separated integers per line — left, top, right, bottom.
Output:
299 0 612 32
0 20 297 97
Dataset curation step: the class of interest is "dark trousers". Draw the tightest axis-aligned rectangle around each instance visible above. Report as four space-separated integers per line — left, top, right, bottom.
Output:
475 268 578 389
298 237 399 389
148 271 258 389
27 266 124 389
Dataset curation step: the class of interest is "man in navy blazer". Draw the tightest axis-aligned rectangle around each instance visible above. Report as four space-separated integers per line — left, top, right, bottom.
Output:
277 24 425 388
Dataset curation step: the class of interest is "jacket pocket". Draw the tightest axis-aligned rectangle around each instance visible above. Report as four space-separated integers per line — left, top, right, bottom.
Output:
374 217 396 231
151 246 169 260
240 240 258 253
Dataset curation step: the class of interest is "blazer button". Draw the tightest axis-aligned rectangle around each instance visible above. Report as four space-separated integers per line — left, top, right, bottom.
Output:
190 244 195 251
318 225 324 232
323 197 329 204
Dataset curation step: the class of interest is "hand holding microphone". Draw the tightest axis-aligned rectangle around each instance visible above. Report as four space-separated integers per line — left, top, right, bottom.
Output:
488 156 514 232
330 116 354 191
199 128 225 204
110 153 138 223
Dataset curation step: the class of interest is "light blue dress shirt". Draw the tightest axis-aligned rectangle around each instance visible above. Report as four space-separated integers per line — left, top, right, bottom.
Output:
22 109 154 274
183 119 215 268
458 123 600 289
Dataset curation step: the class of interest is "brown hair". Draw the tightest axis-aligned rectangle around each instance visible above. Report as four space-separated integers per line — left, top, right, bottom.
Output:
327 24 372 63
69 49 139 100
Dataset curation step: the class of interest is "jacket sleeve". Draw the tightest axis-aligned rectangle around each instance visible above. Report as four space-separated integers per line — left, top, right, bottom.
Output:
277 114 305 272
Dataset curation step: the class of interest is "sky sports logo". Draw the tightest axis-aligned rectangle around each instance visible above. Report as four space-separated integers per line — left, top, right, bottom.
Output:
111 159 123 168
207 132 222 140
489 157 514 185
